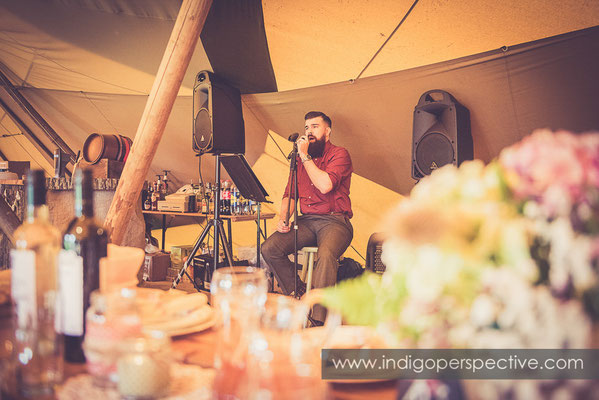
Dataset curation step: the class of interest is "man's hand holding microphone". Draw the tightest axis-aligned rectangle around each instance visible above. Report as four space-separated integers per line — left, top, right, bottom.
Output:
296 134 310 157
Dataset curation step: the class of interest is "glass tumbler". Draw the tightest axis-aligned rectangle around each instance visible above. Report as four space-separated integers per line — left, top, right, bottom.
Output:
83 288 142 388
248 293 336 400
210 266 268 399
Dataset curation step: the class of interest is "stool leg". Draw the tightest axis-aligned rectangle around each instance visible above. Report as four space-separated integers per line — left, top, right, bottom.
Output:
306 252 314 292
300 251 307 282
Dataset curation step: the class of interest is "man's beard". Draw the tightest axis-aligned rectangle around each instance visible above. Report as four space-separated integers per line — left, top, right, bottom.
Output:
308 136 326 158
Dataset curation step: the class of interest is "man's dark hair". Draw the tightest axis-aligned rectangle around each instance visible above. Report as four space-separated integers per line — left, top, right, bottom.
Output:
304 111 332 128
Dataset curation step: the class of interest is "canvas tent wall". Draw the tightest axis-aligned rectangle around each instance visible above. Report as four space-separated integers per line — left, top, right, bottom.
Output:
0 0 598 258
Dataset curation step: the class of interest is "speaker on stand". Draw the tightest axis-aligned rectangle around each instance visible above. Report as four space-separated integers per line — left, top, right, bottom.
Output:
411 90 472 180
173 71 247 291
193 70 245 155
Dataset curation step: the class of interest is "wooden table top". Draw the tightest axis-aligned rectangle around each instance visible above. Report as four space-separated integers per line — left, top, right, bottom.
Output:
142 210 276 222
0 302 398 399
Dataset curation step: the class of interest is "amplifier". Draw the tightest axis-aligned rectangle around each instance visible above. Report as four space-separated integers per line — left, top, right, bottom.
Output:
366 232 387 274
157 201 191 212
158 193 196 212
192 255 249 289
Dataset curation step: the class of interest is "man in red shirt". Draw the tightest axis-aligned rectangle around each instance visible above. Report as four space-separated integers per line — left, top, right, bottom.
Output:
261 111 353 322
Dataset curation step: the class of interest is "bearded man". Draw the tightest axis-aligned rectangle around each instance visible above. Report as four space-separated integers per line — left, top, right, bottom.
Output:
261 111 354 323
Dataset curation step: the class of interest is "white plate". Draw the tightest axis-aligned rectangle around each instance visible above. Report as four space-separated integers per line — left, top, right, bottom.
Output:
165 314 216 337
137 289 212 336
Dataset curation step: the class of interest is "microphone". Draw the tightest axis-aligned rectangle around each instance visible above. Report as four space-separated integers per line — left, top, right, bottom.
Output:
287 132 300 160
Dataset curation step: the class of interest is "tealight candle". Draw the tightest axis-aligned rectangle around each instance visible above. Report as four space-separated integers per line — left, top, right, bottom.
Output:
116 331 171 399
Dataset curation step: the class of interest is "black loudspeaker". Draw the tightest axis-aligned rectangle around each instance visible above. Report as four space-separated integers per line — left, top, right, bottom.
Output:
411 90 472 179
193 71 245 154
366 232 386 274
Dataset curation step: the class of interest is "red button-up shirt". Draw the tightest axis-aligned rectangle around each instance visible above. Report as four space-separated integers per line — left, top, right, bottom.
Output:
283 141 353 218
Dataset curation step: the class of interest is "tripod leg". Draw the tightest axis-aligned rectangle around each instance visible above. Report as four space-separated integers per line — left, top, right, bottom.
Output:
171 220 213 289
216 220 234 267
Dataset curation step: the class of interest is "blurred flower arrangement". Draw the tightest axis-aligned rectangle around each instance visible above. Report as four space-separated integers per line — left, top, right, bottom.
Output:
322 129 599 353
500 130 599 314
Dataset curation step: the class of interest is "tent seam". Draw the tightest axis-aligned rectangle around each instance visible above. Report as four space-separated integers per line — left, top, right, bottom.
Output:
0 33 148 95
353 0 420 82
501 53 522 140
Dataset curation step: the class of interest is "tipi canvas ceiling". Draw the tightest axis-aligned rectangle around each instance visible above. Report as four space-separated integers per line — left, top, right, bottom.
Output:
1 0 598 184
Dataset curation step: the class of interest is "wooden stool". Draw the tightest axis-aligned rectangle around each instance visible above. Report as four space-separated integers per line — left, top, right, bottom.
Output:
299 246 318 293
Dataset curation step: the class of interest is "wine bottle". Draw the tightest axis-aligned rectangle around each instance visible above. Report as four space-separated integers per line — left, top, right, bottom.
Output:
11 169 63 396
61 168 108 363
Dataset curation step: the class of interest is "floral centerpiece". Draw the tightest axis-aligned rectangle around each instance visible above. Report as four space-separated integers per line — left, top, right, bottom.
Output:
500 130 599 313
322 129 599 350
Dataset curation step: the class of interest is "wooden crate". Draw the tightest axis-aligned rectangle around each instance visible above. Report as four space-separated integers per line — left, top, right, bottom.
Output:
143 251 170 282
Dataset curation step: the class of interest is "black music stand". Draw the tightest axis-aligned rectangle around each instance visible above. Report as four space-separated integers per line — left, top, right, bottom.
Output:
220 154 271 270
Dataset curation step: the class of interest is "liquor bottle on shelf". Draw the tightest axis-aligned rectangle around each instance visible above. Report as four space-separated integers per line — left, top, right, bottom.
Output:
162 170 170 197
230 186 238 215
236 188 242 215
61 168 108 363
143 182 152 211
155 175 163 201
222 180 231 215
151 183 158 211
11 170 63 396
234 187 242 215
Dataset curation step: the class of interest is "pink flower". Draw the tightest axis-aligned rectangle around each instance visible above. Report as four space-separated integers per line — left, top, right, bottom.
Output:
499 129 599 221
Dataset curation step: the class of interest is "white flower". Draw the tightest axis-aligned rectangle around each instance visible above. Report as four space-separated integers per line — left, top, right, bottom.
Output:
545 218 597 293
470 294 497 327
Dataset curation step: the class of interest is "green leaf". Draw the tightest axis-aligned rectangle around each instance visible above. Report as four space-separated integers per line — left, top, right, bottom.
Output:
321 272 409 327
321 272 383 326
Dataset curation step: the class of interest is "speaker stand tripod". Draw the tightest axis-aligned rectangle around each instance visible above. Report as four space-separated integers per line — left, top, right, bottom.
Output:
171 154 234 291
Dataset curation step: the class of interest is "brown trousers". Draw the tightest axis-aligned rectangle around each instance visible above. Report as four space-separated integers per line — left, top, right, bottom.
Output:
261 214 353 321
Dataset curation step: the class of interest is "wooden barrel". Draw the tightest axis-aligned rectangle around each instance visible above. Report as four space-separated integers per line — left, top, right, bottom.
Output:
82 133 133 164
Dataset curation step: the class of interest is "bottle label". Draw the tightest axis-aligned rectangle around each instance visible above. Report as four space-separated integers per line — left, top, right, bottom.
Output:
10 250 37 329
58 250 84 336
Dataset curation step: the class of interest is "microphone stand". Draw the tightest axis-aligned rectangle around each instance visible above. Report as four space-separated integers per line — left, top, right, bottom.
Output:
285 142 300 298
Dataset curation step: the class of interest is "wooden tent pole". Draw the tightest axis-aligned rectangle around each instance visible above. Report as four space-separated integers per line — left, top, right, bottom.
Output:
104 0 212 245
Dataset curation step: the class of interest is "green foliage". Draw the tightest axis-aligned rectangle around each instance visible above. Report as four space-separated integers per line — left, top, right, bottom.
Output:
321 272 407 327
